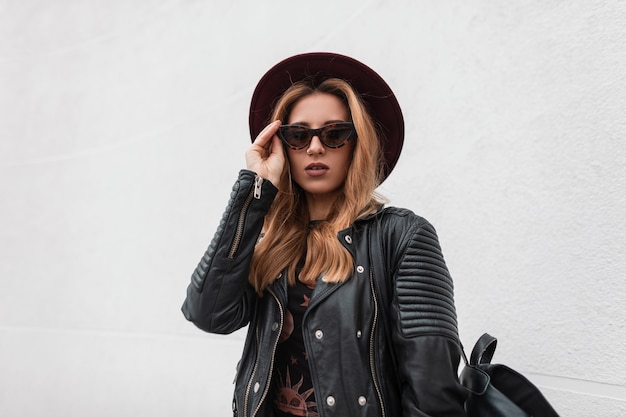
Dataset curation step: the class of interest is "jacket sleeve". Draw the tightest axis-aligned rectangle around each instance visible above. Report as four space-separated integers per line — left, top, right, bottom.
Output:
181 170 278 334
387 214 467 416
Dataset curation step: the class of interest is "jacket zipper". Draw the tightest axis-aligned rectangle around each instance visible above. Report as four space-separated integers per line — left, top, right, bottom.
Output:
243 287 284 417
242 325 261 417
228 175 263 259
369 271 386 417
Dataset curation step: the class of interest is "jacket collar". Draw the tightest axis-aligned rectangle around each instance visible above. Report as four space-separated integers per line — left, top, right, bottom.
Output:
336 204 386 256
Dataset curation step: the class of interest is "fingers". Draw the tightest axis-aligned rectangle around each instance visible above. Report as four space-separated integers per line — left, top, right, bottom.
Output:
253 120 281 148
245 120 285 179
268 134 284 158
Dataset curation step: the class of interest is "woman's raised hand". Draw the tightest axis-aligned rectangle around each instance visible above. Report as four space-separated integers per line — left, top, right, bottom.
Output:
245 120 285 187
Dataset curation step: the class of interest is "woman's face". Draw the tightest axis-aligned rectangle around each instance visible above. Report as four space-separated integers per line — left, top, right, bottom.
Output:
285 92 354 201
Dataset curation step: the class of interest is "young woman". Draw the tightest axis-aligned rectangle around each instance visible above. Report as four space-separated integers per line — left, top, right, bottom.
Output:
182 52 467 417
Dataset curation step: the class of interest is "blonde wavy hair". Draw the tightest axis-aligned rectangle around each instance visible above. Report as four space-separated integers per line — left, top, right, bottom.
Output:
249 78 386 293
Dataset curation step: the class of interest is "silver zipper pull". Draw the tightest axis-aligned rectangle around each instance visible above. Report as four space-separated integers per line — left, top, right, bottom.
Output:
254 175 263 199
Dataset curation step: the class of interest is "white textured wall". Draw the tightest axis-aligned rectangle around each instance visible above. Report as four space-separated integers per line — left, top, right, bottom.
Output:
1 1 625 416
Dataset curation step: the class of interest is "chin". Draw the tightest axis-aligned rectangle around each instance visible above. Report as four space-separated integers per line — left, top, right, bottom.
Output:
302 185 343 198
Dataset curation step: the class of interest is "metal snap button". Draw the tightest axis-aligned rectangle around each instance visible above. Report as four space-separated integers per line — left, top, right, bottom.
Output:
358 396 367 406
253 382 260 393
356 265 364 273
344 235 352 244
315 330 324 340
326 396 336 406
356 330 362 338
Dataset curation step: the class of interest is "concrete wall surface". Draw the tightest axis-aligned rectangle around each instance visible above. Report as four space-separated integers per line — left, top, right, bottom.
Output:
1 1 625 416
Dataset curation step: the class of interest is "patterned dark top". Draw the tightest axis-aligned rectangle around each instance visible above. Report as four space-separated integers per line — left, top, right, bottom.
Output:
270 276 318 417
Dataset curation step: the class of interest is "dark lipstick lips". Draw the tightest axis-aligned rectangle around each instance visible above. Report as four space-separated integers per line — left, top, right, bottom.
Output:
305 163 329 170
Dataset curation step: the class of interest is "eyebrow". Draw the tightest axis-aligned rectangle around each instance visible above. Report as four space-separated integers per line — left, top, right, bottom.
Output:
287 120 348 126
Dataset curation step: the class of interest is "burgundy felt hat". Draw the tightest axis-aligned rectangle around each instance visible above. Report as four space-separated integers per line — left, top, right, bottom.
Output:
249 52 404 181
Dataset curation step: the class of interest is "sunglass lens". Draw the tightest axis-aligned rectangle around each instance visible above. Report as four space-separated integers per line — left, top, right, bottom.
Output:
280 126 310 148
322 125 354 147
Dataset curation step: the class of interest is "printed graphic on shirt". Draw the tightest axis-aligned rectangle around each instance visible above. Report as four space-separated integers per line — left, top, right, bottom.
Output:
274 366 318 417
279 310 294 343
272 278 317 417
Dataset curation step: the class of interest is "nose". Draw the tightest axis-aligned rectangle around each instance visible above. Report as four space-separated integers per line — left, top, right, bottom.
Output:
307 135 326 155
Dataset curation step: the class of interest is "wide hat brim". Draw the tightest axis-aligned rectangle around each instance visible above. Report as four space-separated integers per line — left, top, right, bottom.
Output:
249 52 404 182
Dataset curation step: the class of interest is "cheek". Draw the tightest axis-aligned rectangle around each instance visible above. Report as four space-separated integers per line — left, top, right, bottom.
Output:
285 151 306 180
285 150 300 168
342 146 356 170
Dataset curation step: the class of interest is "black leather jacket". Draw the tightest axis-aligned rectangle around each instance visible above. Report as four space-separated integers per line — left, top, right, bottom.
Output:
182 170 467 417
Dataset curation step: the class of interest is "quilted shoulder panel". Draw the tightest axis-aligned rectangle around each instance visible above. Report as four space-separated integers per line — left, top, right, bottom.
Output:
395 221 459 341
